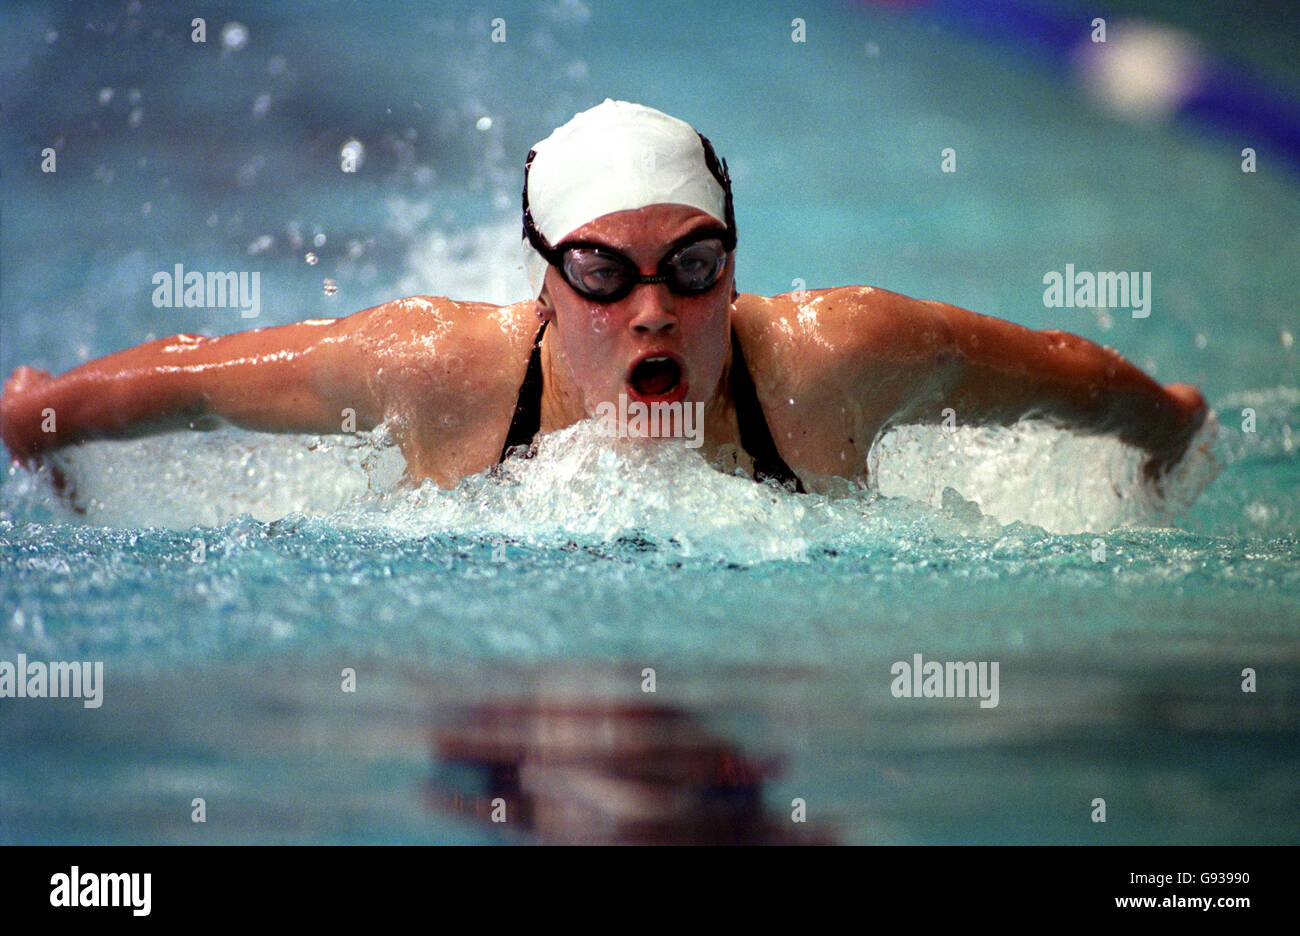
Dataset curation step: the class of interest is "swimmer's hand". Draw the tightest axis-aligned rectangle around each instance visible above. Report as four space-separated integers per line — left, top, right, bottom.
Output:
1 365 55 468
0 365 82 501
1140 382 1209 493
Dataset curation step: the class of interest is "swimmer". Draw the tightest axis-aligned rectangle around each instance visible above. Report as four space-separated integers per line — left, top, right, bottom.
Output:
1 99 1206 495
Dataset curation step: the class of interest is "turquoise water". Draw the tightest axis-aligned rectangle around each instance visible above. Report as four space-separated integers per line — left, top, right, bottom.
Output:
1 0 1297 844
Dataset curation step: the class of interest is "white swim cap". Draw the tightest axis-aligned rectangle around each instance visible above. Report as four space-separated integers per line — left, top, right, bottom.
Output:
522 99 733 298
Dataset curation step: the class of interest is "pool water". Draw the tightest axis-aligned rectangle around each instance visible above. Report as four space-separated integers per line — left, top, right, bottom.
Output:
1 0 1297 845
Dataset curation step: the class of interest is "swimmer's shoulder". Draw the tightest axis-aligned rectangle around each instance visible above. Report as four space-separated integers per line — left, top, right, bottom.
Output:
734 285 954 371
321 295 539 419
329 295 537 379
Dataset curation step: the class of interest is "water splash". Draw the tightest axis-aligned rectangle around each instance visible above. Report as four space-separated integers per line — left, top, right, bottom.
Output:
869 412 1221 533
1 404 1226 559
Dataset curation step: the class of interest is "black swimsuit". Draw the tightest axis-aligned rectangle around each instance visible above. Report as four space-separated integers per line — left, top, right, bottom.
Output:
499 322 805 493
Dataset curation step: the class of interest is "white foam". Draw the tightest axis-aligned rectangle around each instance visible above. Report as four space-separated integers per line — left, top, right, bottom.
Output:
3 426 405 529
1 405 1222 559
870 413 1221 533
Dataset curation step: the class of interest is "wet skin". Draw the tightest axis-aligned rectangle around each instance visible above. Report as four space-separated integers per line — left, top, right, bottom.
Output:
1 205 1207 492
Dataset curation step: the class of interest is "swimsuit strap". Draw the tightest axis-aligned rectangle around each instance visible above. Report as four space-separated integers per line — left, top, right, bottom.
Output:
729 329 805 493
499 320 804 493
499 319 547 462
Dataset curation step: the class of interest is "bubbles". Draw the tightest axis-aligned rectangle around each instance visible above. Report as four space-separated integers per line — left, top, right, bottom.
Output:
221 22 249 52
313 233 326 248
247 234 274 256
323 278 338 296
1245 502 1276 525
98 87 114 105
475 116 492 131
305 252 318 265
128 107 144 128
252 92 272 118
547 0 592 24
340 139 364 173
1281 329 1294 349
1194 332 1208 349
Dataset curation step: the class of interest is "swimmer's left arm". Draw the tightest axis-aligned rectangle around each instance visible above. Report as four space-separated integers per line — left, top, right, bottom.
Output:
930 300 1207 477
817 287 1207 477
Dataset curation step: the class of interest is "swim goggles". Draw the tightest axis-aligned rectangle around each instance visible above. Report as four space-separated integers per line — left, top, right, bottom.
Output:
543 228 735 302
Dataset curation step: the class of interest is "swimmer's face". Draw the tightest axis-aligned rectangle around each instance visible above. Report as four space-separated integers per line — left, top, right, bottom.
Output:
537 204 736 418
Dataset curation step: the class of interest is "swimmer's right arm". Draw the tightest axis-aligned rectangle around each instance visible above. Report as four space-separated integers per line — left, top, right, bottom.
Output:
1 310 398 466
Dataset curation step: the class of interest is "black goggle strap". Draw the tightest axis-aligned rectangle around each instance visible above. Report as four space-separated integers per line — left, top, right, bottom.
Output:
521 130 737 266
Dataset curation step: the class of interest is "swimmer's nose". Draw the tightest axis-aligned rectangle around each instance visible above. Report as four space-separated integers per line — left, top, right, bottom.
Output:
627 282 678 336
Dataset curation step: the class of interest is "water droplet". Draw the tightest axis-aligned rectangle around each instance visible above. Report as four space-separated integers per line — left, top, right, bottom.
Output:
323 278 338 296
475 116 492 131
305 252 318 265
221 22 249 52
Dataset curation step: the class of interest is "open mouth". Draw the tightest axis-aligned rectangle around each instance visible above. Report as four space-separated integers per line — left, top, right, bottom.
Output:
627 354 686 402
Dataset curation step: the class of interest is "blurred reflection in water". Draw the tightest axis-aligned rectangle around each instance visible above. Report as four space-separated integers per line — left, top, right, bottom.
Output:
427 668 832 845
